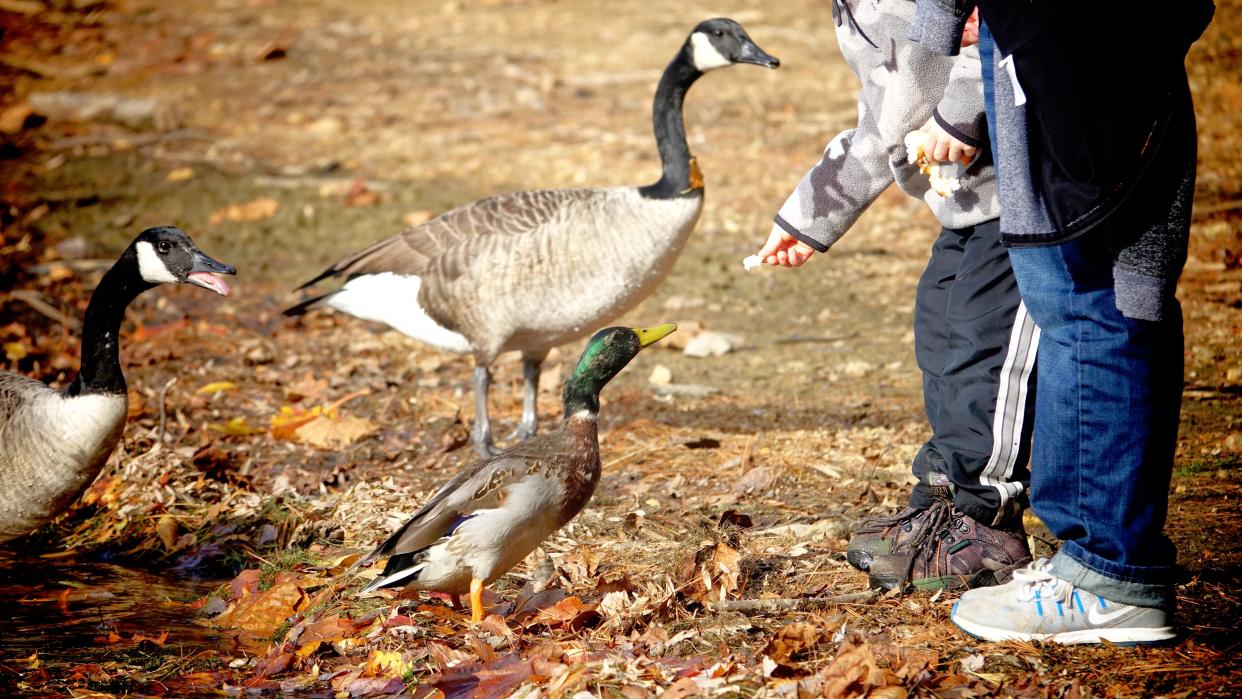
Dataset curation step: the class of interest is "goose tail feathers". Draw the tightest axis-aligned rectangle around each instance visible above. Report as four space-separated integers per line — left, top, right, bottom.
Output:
294 264 345 292
282 290 340 317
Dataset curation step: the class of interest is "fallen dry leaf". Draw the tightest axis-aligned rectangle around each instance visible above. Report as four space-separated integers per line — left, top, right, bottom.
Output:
208 197 280 224
166 167 195 182
529 596 601 632
207 416 265 436
810 636 904 698
295 413 376 449
212 575 310 639
343 179 382 207
197 380 237 394
676 540 742 603
762 615 844 676
269 404 322 439
156 515 178 550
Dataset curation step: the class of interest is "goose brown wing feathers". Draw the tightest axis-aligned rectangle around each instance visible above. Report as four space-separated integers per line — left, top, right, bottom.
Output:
299 189 589 289
0 373 47 423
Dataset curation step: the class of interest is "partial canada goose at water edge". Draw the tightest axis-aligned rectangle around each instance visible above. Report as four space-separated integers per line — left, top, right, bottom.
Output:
0 227 236 545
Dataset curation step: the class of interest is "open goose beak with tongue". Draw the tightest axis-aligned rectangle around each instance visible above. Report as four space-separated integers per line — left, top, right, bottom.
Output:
186 249 237 296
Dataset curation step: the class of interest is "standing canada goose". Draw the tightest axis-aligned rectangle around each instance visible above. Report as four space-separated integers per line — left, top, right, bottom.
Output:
284 18 778 456
360 323 676 622
0 227 235 544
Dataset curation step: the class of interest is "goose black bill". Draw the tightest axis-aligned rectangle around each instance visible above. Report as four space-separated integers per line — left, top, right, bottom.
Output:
735 41 779 69
187 250 237 296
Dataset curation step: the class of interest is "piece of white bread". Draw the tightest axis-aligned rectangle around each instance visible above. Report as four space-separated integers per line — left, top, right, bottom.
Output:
904 131 962 197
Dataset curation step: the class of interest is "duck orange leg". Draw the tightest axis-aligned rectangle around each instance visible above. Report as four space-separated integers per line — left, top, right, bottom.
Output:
469 577 485 623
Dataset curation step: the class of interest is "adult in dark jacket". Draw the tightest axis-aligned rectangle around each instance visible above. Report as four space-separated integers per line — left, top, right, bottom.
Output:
909 0 1214 644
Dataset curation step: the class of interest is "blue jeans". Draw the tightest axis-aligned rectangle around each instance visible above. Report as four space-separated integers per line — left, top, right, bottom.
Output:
1008 238 1182 609
978 22 999 174
980 21 1183 609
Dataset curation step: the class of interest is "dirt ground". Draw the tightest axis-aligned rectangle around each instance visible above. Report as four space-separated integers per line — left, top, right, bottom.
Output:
0 0 1239 696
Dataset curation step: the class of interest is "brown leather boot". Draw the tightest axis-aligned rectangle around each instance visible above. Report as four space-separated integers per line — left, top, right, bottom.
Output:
867 507 1031 592
846 475 954 572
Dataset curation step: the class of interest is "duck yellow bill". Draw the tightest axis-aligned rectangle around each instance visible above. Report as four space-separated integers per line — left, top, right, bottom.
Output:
632 322 677 348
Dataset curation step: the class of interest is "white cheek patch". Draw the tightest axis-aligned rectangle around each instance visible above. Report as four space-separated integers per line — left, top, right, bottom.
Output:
690 32 731 71
135 241 178 284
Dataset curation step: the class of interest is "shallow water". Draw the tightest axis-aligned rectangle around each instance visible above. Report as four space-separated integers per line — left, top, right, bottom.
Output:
0 554 226 690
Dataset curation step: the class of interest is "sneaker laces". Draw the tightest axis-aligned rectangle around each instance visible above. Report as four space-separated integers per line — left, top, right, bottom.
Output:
1012 558 1074 604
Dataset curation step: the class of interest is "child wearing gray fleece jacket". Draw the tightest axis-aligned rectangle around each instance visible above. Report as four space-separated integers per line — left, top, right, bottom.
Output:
755 0 1035 592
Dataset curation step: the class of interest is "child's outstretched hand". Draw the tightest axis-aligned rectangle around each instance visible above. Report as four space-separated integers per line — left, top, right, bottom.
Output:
918 117 977 165
755 222 817 268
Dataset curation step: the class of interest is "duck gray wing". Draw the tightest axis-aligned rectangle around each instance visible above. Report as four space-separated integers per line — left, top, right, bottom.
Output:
364 428 574 561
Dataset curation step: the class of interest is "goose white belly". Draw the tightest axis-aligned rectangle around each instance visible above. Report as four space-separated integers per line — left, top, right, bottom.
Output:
326 273 472 354
0 386 127 542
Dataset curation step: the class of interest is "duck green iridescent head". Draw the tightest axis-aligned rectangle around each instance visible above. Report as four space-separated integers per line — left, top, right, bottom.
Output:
562 323 677 417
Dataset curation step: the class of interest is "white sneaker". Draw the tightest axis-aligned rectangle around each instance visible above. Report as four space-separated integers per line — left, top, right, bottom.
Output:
951 558 1176 645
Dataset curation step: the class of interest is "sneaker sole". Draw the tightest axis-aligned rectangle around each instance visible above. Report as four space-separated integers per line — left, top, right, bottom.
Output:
952 613 1176 645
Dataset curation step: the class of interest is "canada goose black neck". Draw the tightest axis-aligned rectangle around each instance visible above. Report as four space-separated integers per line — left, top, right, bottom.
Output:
638 48 703 200
67 250 152 397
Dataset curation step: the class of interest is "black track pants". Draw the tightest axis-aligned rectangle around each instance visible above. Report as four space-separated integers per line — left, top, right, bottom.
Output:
908 219 1038 526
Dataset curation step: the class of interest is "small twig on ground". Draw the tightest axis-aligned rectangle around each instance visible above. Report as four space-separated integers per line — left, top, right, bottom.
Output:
706 592 877 614
0 54 100 80
1192 198 1242 218
157 377 178 444
27 259 114 275
0 0 44 16
7 289 82 331
47 128 212 151
604 445 662 469
323 388 371 415
253 175 393 191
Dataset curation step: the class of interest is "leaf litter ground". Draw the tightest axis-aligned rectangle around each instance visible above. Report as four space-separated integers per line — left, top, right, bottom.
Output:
0 0 1239 696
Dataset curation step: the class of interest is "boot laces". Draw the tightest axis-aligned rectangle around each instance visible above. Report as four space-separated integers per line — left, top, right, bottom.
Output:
854 505 923 535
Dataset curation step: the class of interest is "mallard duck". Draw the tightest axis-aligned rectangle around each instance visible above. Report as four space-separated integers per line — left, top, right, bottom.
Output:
359 322 676 622
284 18 777 456
0 227 235 544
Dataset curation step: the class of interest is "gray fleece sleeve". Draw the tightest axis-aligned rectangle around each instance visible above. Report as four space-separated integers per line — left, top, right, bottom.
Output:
773 99 895 253
908 0 974 56
933 45 986 147
1114 106 1197 322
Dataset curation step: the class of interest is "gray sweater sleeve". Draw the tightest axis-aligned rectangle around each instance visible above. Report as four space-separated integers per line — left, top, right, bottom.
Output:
773 1 999 250
773 97 896 253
